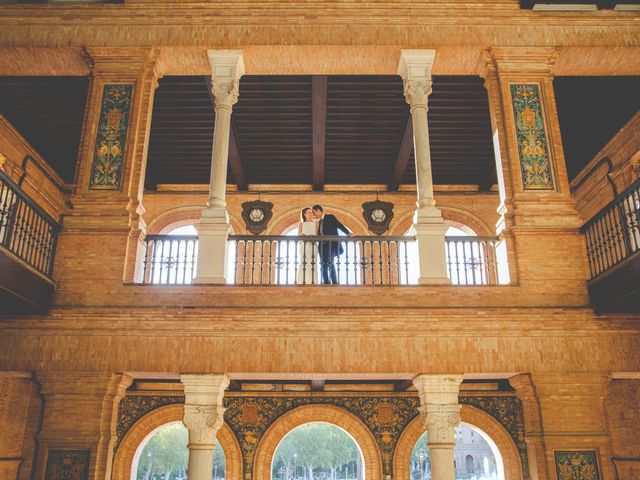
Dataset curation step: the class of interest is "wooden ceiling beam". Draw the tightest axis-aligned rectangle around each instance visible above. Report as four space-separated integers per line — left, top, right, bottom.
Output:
389 113 414 191
312 75 328 191
205 77 248 191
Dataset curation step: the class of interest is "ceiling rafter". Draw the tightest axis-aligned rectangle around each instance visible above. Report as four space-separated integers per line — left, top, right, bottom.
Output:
388 113 414 191
312 75 327 191
206 77 248 191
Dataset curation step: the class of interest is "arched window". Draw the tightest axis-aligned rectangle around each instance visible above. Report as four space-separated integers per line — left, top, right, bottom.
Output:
271 421 364 480
410 423 504 480
133 421 225 480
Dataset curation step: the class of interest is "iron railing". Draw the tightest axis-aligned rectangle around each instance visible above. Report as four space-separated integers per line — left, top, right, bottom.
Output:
229 235 415 285
582 177 640 279
445 236 499 285
143 234 198 284
0 171 59 278
140 234 501 286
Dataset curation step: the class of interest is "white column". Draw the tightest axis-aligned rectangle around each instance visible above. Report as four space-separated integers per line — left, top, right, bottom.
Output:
398 50 450 284
180 374 230 480
413 374 463 480
194 50 245 283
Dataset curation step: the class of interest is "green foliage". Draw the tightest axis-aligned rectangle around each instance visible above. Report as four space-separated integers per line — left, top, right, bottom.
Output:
136 422 226 480
271 422 360 480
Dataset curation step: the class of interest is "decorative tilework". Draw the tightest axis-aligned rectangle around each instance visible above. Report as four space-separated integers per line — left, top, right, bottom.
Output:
510 83 555 190
89 84 133 190
555 451 600 480
44 450 90 480
115 394 528 480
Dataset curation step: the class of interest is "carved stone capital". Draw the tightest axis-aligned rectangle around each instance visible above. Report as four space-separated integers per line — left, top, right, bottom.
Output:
403 79 432 110
207 50 245 110
211 78 240 110
418 404 462 445
180 374 230 448
183 404 227 447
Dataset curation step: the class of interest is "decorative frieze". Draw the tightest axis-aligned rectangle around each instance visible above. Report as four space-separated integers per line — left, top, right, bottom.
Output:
89 84 133 190
44 450 90 480
554 450 600 480
509 83 555 190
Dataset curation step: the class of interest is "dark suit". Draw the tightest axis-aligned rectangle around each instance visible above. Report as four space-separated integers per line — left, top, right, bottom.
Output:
318 214 350 284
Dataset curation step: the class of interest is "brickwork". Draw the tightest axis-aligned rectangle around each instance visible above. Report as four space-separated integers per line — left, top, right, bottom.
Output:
605 379 640 480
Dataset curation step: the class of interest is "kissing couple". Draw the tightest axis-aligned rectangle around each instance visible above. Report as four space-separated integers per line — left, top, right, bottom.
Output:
296 204 353 285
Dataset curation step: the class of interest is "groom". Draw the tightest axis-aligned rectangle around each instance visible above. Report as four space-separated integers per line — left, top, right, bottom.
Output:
312 205 353 284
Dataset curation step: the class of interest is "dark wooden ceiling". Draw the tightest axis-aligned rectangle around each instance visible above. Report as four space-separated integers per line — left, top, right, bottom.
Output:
146 75 498 190
0 76 88 184
1 75 638 190
554 76 640 180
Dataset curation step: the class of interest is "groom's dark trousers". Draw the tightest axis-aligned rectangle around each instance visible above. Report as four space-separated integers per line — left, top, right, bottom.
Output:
318 214 350 284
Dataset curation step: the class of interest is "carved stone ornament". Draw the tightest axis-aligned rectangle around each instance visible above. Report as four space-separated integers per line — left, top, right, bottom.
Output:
403 80 433 109
241 200 274 235
211 79 240 109
362 200 394 235
418 404 461 445
183 404 226 447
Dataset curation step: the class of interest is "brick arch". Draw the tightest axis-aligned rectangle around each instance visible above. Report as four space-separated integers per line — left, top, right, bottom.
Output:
266 206 368 236
146 206 244 235
253 404 383 480
392 405 523 480
111 404 243 480
389 207 493 237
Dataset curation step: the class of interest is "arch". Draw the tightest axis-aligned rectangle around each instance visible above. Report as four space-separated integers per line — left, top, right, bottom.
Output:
390 207 493 237
393 405 523 480
145 206 244 235
266 206 368 236
111 404 242 480
253 404 383 480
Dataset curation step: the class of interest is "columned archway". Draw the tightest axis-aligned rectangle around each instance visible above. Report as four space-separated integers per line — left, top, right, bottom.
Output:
253 404 383 480
393 405 523 480
111 404 242 480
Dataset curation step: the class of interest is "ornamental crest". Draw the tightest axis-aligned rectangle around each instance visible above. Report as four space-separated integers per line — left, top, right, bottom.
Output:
44 450 90 480
555 451 600 480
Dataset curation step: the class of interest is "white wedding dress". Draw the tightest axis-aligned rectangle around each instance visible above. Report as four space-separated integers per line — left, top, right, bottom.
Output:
296 221 319 284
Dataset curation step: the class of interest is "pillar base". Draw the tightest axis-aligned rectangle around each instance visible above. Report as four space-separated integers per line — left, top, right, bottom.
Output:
193 208 231 285
413 208 450 285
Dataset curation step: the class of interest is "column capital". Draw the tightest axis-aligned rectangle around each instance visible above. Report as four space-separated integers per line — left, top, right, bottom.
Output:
413 374 463 445
208 50 245 110
180 374 229 448
398 50 435 110
488 46 560 78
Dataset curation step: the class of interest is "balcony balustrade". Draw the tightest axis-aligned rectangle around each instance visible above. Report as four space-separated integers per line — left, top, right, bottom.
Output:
582 176 640 279
0 171 59 278
140 233 500 286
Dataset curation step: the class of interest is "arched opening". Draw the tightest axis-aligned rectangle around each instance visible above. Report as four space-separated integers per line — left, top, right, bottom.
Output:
132 421 226 480
271 421 364 480
409 423 504 480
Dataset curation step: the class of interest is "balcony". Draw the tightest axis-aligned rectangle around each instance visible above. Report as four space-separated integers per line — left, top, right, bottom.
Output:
140 233 502 286
0 171 59 313
582 176 640 312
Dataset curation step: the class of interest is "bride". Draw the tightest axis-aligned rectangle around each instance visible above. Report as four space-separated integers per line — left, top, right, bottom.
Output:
296 207 319 284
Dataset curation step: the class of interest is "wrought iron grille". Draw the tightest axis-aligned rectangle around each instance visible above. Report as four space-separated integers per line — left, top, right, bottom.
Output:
445 236 499 285
143 235 198 284
0 171 59 278
582 177 640 279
